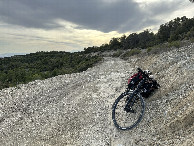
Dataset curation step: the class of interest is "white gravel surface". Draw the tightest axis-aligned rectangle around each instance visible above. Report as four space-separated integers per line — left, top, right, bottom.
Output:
0 43 193 145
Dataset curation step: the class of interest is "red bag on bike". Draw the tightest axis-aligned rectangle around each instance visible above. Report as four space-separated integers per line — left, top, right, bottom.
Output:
128 72 143 84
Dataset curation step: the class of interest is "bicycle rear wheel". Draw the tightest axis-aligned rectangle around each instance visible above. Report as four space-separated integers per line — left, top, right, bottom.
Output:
112 93 145 130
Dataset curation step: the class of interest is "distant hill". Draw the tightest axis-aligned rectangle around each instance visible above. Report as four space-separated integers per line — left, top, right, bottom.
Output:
0 53 26 58
0 51 102 90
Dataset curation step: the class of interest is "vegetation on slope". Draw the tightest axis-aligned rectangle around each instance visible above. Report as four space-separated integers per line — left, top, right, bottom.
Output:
0 51 102 89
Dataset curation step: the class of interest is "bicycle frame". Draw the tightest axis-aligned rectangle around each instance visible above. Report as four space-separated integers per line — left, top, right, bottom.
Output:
124 79 146 111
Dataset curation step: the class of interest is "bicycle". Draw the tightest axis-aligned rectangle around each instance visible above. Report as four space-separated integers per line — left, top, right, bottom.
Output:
112 68 158 130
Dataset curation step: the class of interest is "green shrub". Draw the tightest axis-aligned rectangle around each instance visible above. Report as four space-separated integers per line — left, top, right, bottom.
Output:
168 41 180 48
112 50 123 57
147 47 153 53
146 42 179 54
121 49 141 59
190 38 194 43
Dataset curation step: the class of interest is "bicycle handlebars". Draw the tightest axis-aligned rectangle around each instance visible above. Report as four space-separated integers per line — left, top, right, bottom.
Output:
137 68 149 79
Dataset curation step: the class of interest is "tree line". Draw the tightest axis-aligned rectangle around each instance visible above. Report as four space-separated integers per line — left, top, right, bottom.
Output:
0 51 102 89
84 16 194 53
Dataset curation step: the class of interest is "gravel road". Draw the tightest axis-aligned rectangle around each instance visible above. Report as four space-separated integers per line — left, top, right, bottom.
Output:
0 43 193 145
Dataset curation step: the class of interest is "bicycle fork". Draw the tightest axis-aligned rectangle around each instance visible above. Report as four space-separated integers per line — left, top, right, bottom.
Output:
124 90 138 113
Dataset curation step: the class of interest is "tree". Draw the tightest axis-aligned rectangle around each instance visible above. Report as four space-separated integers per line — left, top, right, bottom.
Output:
125 33 139 49
109 38 121 50
119 35 127 48
157 24 171 42
189 0 194 3
138 30 155 48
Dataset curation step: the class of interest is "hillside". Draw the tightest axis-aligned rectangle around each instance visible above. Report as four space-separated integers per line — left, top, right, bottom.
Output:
0 43 193 145
0 51 102 90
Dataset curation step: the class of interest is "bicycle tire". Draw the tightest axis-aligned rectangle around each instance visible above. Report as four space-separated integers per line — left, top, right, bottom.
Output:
112 92 145 130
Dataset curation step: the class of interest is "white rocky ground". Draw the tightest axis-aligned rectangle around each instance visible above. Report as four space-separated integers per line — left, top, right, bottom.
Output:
0 43 193 145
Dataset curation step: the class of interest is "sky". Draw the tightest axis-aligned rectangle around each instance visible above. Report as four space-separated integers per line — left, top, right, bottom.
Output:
0 0 193 54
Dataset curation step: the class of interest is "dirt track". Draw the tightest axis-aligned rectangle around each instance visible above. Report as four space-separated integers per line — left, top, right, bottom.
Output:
0 43 193 145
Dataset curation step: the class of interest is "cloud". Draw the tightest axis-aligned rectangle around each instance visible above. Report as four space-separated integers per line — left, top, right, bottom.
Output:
0 0 189 33
0 22 123 54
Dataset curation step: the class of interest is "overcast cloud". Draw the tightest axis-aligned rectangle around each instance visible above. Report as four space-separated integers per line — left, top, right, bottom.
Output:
0 0 193 54
0 0 186 32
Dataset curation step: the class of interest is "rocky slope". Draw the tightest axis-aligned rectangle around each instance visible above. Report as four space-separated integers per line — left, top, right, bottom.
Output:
0 43 193 145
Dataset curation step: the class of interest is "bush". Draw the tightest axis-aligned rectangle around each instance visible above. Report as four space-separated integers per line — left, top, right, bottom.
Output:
147 47 153 53
168 41 180 48
112 50 123 57
121 49 141 59
190 38 194 43
146 42 182 54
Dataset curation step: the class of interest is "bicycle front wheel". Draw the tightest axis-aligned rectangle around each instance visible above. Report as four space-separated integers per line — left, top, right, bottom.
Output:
112 93 145 130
